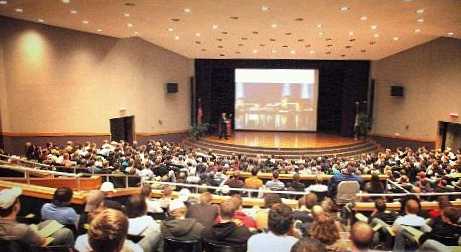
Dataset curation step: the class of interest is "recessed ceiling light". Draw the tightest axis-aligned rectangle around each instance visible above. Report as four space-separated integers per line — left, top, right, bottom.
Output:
447 32 454 36
0 1 7 5
272 49 277 53
417 18 424 23
373 33 379 38
212 24 218 29
360 16 368 21
348 31 354 36
318 32 324 36
252 49 258 53
371 25 377 30
168 28 174 32
174 35 180 40
340 6 349 11
82 20 89 24
271 23 277 28
317 24 322 28
62 0 70 3
290 50 296 54
309 50 315 54
261 5 269 11
37 18 45 23
134 31 139 35
184 8 191 13
15 8 23 13
195 33 201 37
416 9 424 14
127 23 133 28
414 28 421 33
97 29 103 32
124 13 130 17
393 37 399 41
70 10 77 14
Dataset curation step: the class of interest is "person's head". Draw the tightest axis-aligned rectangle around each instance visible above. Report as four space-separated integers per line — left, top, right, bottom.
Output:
88 209 128 252
268 203 293 236
310 216 340 245
231 194 243 210
264 193 282 208
311 205 326 220
405 199 420 215
126 195 147 218
85 190 105 212
0 187 22 218
220 199 237 221
200 192 213 205
140 184 152 198
304 193 318 209
272 170 279 180
320 197 334 213
251 168 259 176
374 198 387 213
290 237 326 252
162 186 173 197
169 199 187 219
350 222 374 251
52 187 73 207
437 195 452 209
441 207 459 225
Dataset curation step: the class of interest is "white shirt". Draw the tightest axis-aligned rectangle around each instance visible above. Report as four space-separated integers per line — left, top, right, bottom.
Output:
75 234 143 252
393 214 430 232
247 231 298 252
128 215 156 236
145 199 163 213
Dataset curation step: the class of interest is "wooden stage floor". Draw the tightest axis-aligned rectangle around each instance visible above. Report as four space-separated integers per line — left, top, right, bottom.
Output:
205 131 362 149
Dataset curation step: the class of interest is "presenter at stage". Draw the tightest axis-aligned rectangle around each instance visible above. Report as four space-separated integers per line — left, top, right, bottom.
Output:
219 112 228 140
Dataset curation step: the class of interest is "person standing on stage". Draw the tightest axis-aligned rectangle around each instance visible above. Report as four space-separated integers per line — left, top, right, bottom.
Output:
219 112 228 140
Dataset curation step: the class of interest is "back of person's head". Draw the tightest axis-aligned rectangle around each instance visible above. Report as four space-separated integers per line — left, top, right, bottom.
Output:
304 193 318 209
200 192 213 205
140 184 152 198
268 203 293 235
272 170 279 179
88 208 128 252
437 195 452 209
264 193 282 208
442 207 459 224
53 187 73 206
374 198 387 212
126 195 147 218
405 199 420 215
251 168 259 176
220 199 237 220
231 194 243 209
290 237 326 252
310 216 340 245
85 190 105 212
350 222 374 250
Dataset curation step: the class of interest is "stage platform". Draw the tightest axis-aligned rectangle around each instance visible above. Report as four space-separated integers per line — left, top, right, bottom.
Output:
185 132 379 159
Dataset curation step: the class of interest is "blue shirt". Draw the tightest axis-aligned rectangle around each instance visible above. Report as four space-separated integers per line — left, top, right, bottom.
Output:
41 203 79 225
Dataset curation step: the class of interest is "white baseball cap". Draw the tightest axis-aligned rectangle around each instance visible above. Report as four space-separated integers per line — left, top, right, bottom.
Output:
0 187 22 209
100 182 116 192
169 199 186 212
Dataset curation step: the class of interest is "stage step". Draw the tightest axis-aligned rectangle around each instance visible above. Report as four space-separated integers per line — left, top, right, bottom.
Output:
184 138 378 159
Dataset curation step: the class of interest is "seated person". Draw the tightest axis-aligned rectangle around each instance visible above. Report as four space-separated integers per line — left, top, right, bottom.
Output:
202 199 251 246
293 193 318 223
230 195 257 229
78 190 105 235
265 171 285 191
140 184 163 214
156 200 204 252
288 173 305 193
248 203 298 252
255 193 282 230
327 166 362 197
87 208 141 252
290 237 326 252
125 195 160 252
309 211 341 249
0 187 74 247
364 173 385 194
420 207 461 246
370 198 398 225
350 222 375 252
244 168 263 190
393 199 430 232
41 187 79 226
187 192 219 229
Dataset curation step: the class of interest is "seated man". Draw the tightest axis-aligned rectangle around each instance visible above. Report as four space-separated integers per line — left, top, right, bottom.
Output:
41 186 79 226
156 200 204 252
230 195 257 229
248 203 298 252
0 187 74 247
393 199 430 232
420 207 461 246
255 193 282 230
350 222 374 252
327 165 362 197
244 168 263 190
265 171 285 191
202 199 251 246
370 198 398 225
187 192 219 229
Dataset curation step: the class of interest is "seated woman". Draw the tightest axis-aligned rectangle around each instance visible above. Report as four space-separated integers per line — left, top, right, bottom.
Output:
309 214 341 251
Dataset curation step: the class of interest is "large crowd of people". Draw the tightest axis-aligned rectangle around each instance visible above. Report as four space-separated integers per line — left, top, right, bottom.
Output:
0 139 461 251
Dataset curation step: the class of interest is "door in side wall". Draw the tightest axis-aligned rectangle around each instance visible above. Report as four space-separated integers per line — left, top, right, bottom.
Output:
110 116 135 144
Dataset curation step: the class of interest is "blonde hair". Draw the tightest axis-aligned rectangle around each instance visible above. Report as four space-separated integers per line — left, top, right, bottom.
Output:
88 209 128 252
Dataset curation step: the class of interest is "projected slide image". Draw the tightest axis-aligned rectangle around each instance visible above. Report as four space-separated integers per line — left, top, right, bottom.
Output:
234 69 318 131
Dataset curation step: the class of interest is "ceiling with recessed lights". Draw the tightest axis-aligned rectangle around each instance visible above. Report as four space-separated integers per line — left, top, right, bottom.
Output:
0 0 460 60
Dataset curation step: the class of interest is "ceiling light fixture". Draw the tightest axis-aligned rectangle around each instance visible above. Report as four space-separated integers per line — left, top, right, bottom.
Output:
272 49 277 53
195 33 201 37
371 25 377 30
124 13 130 17
184 8 191 13
15 8 23 13
70 10 77 14
318 32 324 36
82 20 89 24
127 23 133 28
97 29 102 32
348 31 354 36
447 32 454 36
61 0 70 3
393 36 399 41
134 31 139 35
271 23 277 28
174 35 180 40
0 1 8 5
317 24 322 28
261 5 269 11
416 9 424 14
168 28 174 32
414 28 421 33
290 50 296 54
252 49 258 53
309 50 315 54
340 6 349 11
417 18 424 23
360 16 367 21
373 33 379 38
212 24 218 29
37 18 45 23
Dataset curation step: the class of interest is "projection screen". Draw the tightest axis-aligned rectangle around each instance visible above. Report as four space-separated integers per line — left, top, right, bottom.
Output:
234 69 319 131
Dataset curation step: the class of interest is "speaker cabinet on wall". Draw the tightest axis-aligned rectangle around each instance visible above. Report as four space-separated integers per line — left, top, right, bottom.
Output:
166 83 178 93
390 85 404 97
